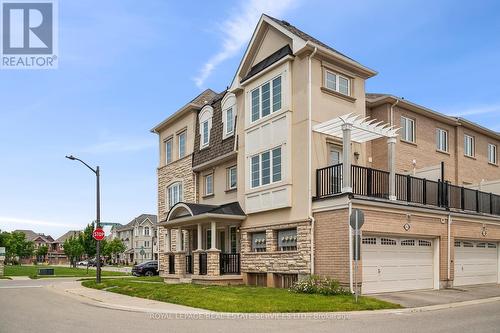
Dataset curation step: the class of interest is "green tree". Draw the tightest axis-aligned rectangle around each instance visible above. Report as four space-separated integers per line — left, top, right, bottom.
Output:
7 232 34 264
63 236 84 268
36 245 48 262
104 238 126 264
0 230 10 248
79 223 96 259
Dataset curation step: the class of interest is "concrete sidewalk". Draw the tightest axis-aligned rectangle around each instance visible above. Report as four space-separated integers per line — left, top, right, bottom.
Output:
48 280 210 314
373 284 500 308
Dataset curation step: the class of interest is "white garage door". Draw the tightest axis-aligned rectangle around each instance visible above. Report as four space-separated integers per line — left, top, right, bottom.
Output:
454 240 498 286
362 236 434 294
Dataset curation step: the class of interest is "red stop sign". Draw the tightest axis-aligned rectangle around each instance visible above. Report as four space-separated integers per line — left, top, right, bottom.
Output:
92 227 105 241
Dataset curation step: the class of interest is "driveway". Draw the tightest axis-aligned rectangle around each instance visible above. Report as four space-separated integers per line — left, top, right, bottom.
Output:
372 284 500 308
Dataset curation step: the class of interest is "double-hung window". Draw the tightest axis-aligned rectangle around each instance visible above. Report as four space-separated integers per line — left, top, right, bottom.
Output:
464 134 474 157
204 174 213 196
201 121 210 147
250 147 282 188
251 76 282 122
400 116 415 143
325 70 350 96
488 143 497 164
144 227 150 236
167 182 182 209
165 138 173 164
227 166 237 190
436 128 448 152
178 131 186 158
225 107 234 137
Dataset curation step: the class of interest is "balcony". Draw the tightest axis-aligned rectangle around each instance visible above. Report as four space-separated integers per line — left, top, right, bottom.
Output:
316 163 500 216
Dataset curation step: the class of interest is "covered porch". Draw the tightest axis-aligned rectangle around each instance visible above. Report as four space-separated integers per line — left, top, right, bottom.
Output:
159 202 246 284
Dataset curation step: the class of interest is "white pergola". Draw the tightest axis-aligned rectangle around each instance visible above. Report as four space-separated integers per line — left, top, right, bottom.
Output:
313 113 399 199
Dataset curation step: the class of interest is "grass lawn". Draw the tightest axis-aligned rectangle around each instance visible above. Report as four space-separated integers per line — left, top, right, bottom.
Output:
82 278 400 313
4 265 128 278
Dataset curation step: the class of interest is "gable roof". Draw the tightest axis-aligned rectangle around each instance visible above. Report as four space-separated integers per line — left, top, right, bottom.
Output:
151 89 218 133
116 214 158 231
55 230 81 243
13 229 53 243
230 14 376 90
366 93 500 140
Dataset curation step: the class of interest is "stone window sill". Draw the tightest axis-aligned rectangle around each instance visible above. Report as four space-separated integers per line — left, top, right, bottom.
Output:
488 162 499 167
436 149 450 156
225 188 237 193
320 87 356 103
400 139 417 147
202 194 214 199
464 154 476 160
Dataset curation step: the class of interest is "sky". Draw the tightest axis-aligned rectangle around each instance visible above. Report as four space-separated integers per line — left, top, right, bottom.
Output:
1 0 500 238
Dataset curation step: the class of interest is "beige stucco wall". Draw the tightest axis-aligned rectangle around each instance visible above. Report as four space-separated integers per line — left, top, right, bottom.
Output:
158 111 196 168
197 158 238 205
251 26 291 66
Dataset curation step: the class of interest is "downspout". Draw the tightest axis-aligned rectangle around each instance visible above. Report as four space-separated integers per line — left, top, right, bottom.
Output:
447 213 452 284
389 98 399 126
308 45 318 275
348 201 353 292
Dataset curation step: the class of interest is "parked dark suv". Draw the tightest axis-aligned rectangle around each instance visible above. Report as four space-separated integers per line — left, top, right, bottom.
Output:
132 260 158 276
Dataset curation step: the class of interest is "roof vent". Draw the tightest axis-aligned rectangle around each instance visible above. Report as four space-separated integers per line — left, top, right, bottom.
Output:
281 20 291 26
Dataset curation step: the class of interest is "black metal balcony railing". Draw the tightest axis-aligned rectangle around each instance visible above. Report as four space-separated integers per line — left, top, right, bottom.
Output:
199 252 207 275
168 254 175 274
186 254 193 274
220 253 240 275
315 163 500 217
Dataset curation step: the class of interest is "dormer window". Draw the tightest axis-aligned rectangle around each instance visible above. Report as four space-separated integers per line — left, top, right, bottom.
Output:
222 93 237 139
198 105 213 148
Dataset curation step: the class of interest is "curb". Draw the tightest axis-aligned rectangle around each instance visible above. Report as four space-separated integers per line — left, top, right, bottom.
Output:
52 283 500 317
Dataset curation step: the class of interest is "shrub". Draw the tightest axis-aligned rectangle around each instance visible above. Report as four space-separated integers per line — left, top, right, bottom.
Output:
289 275 351 296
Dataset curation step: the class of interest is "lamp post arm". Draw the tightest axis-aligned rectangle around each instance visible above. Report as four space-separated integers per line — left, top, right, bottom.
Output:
74 158 97 174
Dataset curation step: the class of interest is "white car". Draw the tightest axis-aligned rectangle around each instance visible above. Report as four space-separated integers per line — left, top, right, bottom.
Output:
76 260 88 266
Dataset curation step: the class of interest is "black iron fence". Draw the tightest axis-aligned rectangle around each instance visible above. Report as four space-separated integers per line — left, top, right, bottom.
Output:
186 254 193 274
168 254 175 274
220 253 240 275
315 163 500 216
199 252 207 275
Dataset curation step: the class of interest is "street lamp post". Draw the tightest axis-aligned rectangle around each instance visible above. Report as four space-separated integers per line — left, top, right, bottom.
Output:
65 155 102 283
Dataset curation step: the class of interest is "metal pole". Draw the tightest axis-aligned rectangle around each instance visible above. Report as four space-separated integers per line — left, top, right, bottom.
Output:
96 166 101 284
355 210 359 303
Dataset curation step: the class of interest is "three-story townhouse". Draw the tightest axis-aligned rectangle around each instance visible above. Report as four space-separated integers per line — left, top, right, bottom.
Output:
153 14 500 293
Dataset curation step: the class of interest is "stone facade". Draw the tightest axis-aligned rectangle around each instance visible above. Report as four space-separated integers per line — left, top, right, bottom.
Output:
157 155 196 222
240 221 311 285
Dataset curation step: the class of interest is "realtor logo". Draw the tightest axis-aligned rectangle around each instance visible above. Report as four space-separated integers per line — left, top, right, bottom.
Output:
1 0 58 69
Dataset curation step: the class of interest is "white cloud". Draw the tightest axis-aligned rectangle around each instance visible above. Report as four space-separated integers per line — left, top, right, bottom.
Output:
193 0 298 88
82 138 156 154
0 216 80 229
447 103 500 117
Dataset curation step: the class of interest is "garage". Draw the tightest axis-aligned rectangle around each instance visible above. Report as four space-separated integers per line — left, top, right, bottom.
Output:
361 236 435 294
454 240 498 286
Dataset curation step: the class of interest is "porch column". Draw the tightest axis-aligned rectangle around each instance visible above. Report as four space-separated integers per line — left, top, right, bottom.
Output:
165 228 171 252
176 227 182 252
210 221 217 250
388 136 397 200
342 123 352 193
197 223 203 251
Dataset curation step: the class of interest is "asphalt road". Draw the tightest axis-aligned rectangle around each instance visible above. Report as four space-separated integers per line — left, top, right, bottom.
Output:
1 279 499 333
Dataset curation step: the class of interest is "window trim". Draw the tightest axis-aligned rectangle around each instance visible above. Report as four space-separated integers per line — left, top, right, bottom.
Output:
400 116 416 143
204 173 214 196
166 182 183 210
227 165 237 190
223 107 235 138
436 128 449 153
199 106 213 149
250 75 282 124
177 130 186 159
464 134 475 157
324 69 351 97
488 143 497 165
249 146 283 189
165 137 173 164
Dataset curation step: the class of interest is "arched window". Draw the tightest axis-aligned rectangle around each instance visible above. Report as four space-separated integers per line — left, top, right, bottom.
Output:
221 93 237 139
167 182 183 209
199 105 213 148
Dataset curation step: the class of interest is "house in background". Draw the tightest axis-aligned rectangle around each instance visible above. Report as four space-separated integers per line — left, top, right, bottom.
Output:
152 14 500 293
110 214 158 265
